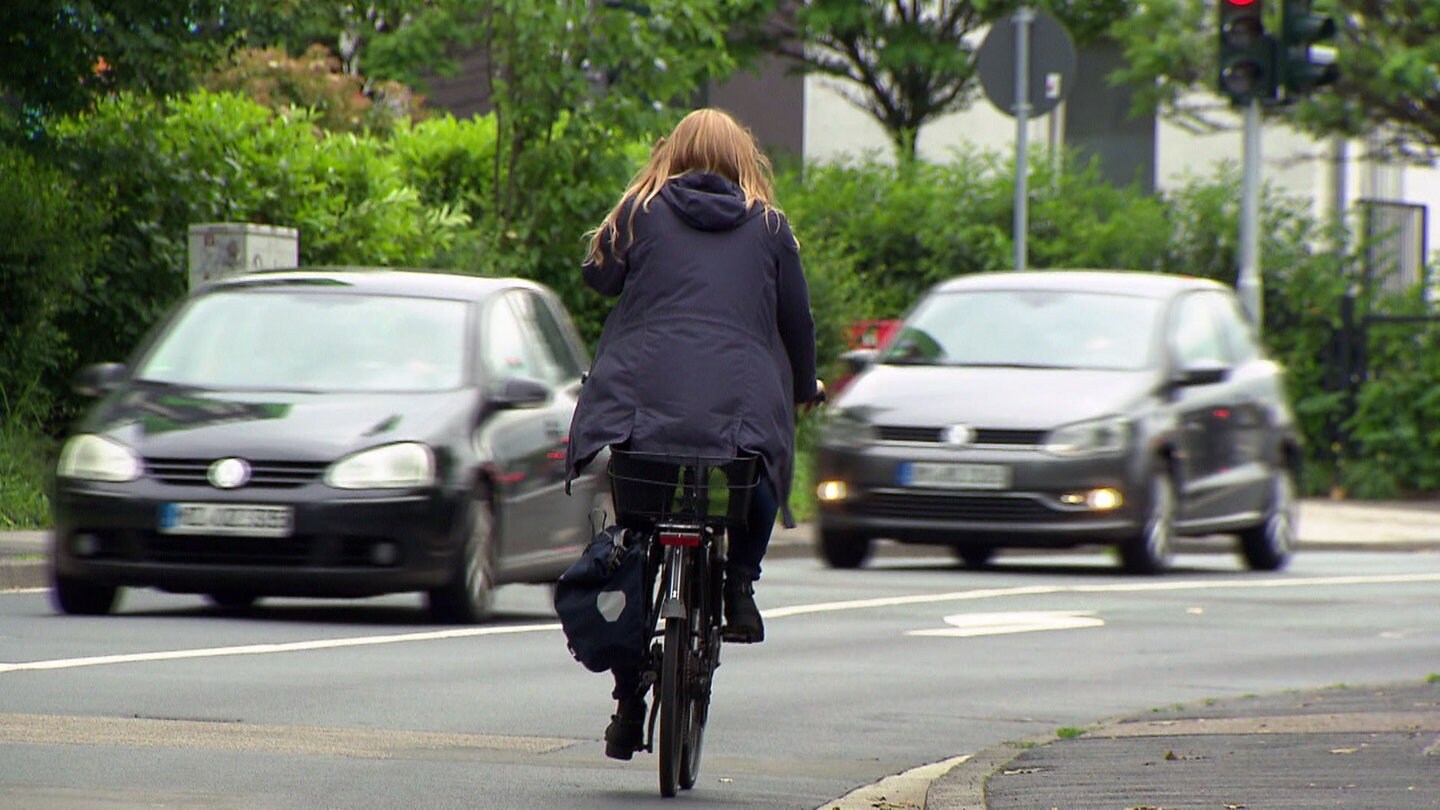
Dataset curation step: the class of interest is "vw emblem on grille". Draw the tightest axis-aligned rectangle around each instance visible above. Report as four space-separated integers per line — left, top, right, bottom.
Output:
945 424 975 446
208 458 251 489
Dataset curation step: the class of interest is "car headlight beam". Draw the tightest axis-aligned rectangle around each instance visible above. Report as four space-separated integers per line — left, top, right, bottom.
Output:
57 435 143 483
1044 416 1131 457
326 442 436 489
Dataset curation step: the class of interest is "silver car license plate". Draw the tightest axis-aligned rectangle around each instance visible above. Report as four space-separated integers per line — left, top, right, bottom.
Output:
159 503 294 537
899 462 1011 490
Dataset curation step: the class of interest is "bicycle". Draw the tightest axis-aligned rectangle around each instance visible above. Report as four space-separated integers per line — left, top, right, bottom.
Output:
607 449 759 797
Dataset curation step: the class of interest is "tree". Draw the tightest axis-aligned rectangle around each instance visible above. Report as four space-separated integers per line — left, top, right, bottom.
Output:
1110 0 1440 157
772 0 1133 162
0 0 281 120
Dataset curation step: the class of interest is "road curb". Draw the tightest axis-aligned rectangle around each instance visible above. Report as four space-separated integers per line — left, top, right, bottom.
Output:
923 734 1043 810
0 559 47 591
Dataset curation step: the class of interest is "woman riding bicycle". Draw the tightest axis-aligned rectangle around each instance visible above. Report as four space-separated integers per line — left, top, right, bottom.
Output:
564 107 822 761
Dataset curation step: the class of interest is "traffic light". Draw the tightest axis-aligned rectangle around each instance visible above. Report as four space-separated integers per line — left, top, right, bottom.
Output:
1218 0 1277 105
1278 0 1339 99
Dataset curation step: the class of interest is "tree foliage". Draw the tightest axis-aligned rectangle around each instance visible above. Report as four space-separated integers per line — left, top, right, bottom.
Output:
0 0 281 119
1111 0 1440 154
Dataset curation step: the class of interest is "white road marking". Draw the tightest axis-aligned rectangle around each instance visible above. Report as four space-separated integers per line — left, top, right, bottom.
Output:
4 572 1439 675
0 622 560 674
907 610 1104 638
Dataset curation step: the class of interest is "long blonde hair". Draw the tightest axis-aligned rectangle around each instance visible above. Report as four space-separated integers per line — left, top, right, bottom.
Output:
585 108 784 266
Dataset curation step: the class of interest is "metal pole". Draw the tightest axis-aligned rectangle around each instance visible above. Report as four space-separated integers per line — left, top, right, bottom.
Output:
1237 99 1263 330
1013 6 1033 271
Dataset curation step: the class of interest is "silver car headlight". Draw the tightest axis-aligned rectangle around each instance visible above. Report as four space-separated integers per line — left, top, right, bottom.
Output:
325 442 436 489
57 435 143 482
1044 416 1130 457
822 410 878 447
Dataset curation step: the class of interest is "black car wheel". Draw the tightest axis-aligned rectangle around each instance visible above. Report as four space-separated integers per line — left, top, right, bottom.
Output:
953 545 995 569
1120 469 1175 574
818 527 872 569
52 574 120 616
428 488 497 624
1238 467 1296 571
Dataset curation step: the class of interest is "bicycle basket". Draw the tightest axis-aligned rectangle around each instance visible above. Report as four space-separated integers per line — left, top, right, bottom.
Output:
608 449 759 530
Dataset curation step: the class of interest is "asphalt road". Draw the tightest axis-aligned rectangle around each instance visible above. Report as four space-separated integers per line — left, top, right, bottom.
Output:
3 548 1439 808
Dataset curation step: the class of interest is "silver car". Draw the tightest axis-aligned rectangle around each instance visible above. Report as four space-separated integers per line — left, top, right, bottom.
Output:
813 270 1302 574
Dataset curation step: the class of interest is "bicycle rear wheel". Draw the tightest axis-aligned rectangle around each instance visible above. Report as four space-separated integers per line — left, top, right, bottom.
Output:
678 609 713 789
658 615 688 797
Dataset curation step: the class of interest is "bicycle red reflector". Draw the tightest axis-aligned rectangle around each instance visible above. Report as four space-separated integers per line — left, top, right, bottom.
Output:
659 532 701 547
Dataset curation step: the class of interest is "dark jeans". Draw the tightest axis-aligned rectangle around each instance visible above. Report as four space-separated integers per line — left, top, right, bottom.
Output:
610 471 778 701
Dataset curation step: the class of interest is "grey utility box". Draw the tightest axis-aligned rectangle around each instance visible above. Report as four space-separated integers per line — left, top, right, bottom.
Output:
187 223 299 289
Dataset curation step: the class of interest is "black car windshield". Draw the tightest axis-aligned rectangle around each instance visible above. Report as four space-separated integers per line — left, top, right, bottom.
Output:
135 291 469 392
880 288 1161 371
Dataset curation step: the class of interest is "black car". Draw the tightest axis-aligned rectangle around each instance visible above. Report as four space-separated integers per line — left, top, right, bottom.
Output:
813 270 1303 574
50 268 609 621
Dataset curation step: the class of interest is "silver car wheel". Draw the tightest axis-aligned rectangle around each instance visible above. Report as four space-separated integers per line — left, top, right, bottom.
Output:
1122 470 1175 574
1240 468 1297 571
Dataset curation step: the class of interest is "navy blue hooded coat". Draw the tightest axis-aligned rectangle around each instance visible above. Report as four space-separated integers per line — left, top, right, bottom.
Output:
564 172 818 526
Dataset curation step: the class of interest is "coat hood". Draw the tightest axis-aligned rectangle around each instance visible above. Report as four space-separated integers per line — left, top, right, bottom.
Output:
659 172 761 232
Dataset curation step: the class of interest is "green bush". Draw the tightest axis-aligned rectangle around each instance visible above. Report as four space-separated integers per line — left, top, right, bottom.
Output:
0 146 106 429
0 422 54 529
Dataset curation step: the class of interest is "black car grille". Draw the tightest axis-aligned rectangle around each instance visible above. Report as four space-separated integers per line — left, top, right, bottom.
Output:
145 533 316 566
861 492 1058 521
875 426 1047 446
146 458 327 488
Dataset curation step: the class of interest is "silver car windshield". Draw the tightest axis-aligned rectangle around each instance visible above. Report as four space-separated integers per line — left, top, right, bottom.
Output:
135 291 469 392
880 289 1162 371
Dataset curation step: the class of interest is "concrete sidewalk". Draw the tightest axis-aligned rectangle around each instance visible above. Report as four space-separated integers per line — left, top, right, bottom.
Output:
930 680 1440 810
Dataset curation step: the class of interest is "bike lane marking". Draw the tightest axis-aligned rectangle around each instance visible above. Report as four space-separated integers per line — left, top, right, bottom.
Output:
906 609 1104 637
4 572 1440 674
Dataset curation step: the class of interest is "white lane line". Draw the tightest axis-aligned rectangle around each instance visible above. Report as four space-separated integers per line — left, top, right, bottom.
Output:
907 610 1104 638
763 572 1440 618
0 622 560 674
5 572 1439 674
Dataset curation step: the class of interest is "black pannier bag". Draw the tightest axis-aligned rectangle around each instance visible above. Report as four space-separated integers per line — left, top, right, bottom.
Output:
554 526 647 673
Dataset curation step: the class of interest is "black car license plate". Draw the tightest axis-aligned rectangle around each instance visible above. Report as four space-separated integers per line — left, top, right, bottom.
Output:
159 503 294 537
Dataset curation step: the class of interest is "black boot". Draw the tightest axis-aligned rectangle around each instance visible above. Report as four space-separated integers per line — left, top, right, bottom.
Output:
604 695 646 760
722 576 764 643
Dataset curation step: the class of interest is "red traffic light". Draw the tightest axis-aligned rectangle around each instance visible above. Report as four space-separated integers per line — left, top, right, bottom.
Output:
1226 0 1259 5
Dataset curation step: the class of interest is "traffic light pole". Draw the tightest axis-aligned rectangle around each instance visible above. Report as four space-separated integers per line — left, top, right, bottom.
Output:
1238 99 1263 332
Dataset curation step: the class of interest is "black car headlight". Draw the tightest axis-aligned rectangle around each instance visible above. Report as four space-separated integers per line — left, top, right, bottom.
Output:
325 442 436 489
56 435 143 483
1043 416 1130 457
821 411 878 447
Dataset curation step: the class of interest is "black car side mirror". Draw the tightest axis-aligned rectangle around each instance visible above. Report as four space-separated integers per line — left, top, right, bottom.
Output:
73 363 129 398
490 376 551 410
1172 361 1230 388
